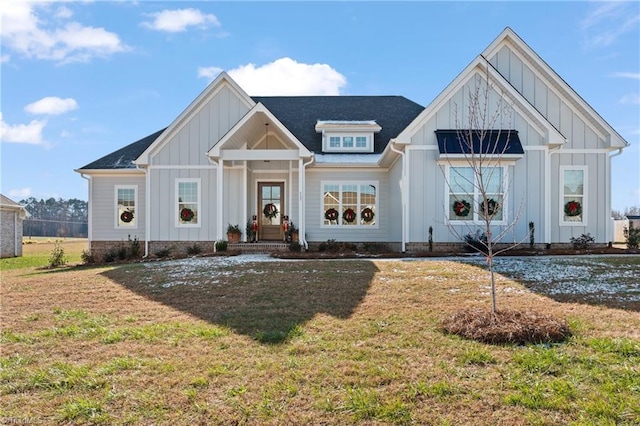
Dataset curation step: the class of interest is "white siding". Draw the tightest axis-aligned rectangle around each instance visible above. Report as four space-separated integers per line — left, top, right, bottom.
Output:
91 175 146 241
152 86 251 166
148 168 217 241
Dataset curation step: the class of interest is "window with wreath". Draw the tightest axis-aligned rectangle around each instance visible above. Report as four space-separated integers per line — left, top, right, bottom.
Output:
176 179 200 226
448 166 504 222
115 186 136 228
322 182 377 227
561 168 585 223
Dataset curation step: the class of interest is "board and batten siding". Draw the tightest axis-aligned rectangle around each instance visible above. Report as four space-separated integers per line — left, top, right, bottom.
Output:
148 168 217 241
90 175 146 241
151 85 251 167
304 169 389 242
489 45 608 151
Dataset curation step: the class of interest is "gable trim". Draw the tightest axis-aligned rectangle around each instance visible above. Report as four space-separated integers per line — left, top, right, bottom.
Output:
392 56 566 147
135 72 255 166
484 27 628 149
207 102 312 159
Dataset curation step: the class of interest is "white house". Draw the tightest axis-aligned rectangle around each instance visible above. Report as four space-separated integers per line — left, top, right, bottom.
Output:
1 194 28 258
77 28 628 258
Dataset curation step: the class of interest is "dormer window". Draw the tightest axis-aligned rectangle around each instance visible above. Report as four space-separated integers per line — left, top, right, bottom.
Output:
316 120 381 153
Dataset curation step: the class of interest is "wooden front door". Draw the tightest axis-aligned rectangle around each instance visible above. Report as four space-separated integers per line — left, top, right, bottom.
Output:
258 182 283 241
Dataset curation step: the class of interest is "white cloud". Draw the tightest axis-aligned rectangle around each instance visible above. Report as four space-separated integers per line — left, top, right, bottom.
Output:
0 113 47 145
54 6 73 19
0 54 9 63
612 72 640 80
197 66 224 80
142 8 220 33
8 188 32 199
619 93 640 105
201 58 347 96
0 1 127 63
25 97 78 115
580 2 640 49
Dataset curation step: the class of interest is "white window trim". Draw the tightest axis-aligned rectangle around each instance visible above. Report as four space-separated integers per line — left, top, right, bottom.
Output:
322 133 374 153
443 164 509 225
320 180 379 228
114 185 138 229
176 178 201 228
560 165 587 227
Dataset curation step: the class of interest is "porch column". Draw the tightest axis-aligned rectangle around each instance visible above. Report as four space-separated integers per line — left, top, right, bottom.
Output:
298 158 304 246
217 159 224 241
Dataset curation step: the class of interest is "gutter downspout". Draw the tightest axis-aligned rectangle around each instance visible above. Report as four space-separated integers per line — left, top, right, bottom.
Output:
208 157 220 252
299 155 315 250
546 145 563 245
607 148 624 242
389 141 407 253
79 173 92 254
135 164 151 258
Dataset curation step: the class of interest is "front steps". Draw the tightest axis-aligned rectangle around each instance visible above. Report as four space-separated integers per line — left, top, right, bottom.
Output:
228 242 289 254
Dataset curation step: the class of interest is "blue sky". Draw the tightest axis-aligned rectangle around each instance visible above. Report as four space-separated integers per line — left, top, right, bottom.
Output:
1 1 639 212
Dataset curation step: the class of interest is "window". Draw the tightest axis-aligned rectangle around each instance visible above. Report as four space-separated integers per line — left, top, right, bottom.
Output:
322 134 372 152
561 167 585 224
448 166 505 222
176 179 201 227
322 182 377 227
115 186 137 228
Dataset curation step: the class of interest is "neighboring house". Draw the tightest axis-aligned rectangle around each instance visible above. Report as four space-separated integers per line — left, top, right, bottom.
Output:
0 194 28 258
76 28 629 258
627 215 640 230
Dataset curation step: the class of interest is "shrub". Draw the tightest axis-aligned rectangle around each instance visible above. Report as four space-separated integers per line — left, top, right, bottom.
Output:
464 230 488 253
318 239 341 252
104 249 118 263
117 246 128 260
289 241 302 252
624 225 640 249
570 233 594 249
186 244 202 255
215 240 228 252
154 248 172 258
128 235 141 258
80 249 95 264
48 241 67 268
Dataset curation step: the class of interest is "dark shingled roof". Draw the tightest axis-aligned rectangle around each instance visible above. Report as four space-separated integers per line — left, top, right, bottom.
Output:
78 128 167 170
253 96 424 154
435 130 524 155
78 96 425 170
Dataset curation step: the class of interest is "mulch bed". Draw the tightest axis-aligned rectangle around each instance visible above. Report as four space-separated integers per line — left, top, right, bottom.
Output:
441 308 572 345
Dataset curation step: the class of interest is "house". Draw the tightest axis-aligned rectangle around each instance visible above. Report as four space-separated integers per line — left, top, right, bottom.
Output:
76 27 628 258
1 194 28 258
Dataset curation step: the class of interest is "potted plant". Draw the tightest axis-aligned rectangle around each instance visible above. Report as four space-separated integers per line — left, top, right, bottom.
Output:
287 222 299 242
226 223 241 243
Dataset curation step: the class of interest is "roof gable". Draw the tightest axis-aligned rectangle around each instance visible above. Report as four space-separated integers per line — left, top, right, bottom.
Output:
483 27 628 149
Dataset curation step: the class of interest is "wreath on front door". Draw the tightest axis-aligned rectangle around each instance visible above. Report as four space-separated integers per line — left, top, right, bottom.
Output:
342 208 356 223
564 200 582 217
361 207 375 223
263 203 279 220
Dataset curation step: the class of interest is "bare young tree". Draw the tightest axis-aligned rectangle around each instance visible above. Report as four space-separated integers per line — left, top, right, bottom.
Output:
441 66 527 316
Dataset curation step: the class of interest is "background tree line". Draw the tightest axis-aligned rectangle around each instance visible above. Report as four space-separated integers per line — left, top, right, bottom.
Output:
20 197 88 238
611 206 640 220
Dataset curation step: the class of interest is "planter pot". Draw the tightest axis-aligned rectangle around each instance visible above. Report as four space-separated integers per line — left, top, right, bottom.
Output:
291 232 299 242
227 232 241 243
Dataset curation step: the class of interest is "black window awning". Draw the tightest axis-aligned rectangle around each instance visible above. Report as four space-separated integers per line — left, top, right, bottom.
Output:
435 129 524 158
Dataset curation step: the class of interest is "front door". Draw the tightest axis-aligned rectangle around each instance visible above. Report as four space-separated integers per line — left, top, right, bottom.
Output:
258 182 283 241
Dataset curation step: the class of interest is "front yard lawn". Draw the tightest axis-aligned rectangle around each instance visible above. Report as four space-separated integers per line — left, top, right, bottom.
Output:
1 255 638 424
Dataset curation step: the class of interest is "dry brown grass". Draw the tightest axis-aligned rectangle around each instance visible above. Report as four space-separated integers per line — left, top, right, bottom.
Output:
1 256 638 425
